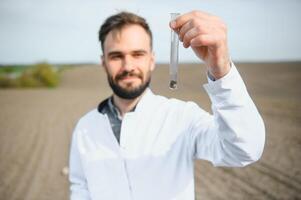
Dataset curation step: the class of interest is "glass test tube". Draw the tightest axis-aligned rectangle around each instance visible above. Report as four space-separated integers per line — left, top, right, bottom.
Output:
169 13 180 90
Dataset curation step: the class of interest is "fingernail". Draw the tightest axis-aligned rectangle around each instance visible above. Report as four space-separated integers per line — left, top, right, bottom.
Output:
170 20 176 28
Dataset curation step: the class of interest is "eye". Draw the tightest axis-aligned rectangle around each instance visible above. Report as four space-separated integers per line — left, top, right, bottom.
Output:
110 54 122 60
132 52 145 58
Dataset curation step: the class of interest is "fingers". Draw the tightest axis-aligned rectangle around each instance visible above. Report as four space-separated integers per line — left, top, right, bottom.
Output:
182 27 201 48
180 21 209 48
169 10 230 73
183 30 218 49
190 34 217 47
178 20 201 42
169 10 227 49
170 10 212 30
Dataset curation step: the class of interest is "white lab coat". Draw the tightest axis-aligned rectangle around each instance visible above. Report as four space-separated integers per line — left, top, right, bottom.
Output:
69 65 265 200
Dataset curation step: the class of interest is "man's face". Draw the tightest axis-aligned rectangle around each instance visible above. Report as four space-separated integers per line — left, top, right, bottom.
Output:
102 25 155 99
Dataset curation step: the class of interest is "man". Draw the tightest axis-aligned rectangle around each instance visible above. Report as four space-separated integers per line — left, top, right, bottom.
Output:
69 10 265 200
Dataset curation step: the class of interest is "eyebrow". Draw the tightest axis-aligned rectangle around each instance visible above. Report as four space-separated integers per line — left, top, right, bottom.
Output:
107 50 148 57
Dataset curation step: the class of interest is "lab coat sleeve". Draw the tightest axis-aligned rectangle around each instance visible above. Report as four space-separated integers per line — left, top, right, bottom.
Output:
69 125 91 200
188 63 265 167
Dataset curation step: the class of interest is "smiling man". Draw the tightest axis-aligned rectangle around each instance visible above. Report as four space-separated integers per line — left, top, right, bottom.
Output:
69 11 265 200
102 23 154 107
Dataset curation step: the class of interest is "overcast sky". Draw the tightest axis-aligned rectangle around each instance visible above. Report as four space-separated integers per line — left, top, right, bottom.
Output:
0 0 301 64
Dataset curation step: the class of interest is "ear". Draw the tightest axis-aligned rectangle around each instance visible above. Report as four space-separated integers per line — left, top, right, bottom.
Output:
150 51 156 71
101 55 110 75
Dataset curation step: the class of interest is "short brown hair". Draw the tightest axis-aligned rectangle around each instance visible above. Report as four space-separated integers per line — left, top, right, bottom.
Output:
98 11 153 53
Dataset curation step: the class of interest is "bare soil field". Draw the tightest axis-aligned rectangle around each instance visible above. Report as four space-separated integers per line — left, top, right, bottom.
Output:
0 62 300 200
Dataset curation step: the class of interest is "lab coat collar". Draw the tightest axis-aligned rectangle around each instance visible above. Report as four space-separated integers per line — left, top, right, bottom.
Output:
97 88 155 115
133 87 154 113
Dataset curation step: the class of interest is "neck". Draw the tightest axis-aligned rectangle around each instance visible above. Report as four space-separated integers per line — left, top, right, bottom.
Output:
112 90 146 117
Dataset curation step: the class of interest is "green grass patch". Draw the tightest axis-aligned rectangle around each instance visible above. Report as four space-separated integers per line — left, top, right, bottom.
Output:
0 63 61 88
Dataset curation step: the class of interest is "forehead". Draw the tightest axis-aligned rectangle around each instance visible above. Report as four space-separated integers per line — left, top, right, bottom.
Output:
103 25 151 54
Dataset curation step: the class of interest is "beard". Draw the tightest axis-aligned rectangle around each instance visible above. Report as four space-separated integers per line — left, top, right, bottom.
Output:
107 70 151 100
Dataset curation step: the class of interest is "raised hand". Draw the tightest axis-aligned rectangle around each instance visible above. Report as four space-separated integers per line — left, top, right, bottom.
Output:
170 10 231 79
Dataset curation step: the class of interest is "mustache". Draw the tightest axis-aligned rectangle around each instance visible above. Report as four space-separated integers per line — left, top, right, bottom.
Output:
115 70 143 81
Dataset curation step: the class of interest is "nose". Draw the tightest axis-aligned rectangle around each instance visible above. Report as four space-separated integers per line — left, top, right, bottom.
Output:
123 55 135 71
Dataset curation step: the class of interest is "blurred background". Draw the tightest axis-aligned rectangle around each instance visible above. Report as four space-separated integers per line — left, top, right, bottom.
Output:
0 0 300 199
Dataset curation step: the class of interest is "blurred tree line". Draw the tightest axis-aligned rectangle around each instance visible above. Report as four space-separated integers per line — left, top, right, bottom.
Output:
0 63 61 88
